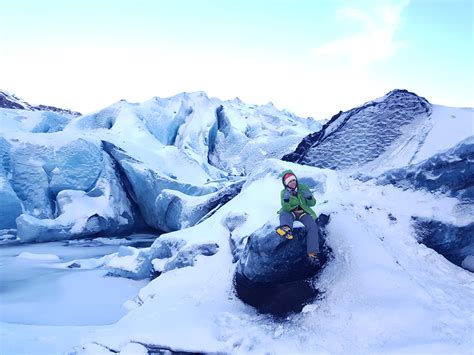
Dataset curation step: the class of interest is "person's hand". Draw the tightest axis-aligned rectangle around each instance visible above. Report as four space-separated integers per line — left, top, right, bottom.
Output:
287 186 298 195
303 190 312 199
283 189 290 202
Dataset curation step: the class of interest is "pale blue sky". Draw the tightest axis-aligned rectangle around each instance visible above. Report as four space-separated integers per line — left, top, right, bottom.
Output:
0 0 472 118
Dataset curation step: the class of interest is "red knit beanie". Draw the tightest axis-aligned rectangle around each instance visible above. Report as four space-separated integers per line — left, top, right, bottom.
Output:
283 173 297 186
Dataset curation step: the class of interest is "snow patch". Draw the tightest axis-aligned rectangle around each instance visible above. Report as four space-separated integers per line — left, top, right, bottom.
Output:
17 252 60 261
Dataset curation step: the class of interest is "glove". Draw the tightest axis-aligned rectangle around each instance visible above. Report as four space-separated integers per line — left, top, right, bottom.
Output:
283 189 290 202
303 190 313 200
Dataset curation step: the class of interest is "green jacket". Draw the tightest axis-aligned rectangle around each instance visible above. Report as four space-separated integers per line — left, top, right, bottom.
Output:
277 169 317 219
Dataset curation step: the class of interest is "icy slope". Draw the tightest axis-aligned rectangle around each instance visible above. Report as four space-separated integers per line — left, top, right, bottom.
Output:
34 159 471 355
283 89 473 175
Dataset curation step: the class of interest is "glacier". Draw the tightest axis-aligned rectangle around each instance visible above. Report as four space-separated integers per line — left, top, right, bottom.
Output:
0 90 317 241
0 89 473 354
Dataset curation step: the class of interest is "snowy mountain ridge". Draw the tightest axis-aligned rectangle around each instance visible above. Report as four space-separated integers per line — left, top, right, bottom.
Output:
0 90 81 116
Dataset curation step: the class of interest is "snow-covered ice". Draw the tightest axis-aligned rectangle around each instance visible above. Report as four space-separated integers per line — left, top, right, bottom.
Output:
1 238 153 328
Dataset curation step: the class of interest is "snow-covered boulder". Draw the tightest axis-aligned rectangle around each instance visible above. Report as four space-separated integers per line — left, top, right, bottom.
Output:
234 215 330 316
235 217 330 284
105 246 154 279
106 236 219 279
105 238 184 280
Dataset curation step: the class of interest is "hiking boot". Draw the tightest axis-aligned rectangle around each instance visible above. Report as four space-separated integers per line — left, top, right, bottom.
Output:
307 252 320 266
275 225 293 240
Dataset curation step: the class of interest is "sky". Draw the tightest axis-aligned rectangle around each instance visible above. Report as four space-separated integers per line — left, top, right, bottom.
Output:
0 0 473 118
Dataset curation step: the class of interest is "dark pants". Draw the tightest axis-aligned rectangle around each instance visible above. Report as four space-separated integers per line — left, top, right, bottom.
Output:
279 211 320 254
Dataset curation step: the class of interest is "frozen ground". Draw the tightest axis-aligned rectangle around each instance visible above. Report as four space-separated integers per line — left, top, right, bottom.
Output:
0 235 155 328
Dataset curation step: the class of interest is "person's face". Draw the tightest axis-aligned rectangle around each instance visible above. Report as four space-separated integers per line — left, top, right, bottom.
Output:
287 179 297 189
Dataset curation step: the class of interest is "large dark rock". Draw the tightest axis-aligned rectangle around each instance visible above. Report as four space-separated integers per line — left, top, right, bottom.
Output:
234 214 331 316
234 273 320 317
236 224 327 284
282 90 431 170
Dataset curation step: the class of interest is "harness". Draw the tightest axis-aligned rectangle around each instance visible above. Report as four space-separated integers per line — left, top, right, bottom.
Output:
292 207 307 221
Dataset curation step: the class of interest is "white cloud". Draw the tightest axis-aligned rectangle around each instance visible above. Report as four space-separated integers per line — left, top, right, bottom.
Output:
300 0 411 117
0 1 411 120
314 0 409 68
